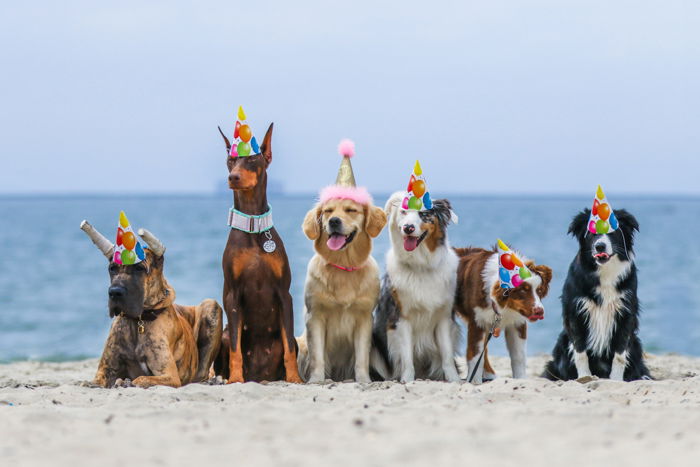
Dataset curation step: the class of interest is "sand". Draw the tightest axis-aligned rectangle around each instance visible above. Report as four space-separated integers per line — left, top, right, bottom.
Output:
1 354 699 467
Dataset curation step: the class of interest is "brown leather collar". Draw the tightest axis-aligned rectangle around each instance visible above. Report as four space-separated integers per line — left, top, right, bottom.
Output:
113 307 167 322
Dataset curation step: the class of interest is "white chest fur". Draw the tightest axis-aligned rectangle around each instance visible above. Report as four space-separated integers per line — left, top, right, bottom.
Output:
576 256 632 356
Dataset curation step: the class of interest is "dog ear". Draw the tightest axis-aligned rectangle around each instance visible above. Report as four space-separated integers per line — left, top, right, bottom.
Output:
529 264 553 296
302 205 321 240
365 205 387 238
217 126 231 155
568 209 590 243
383 193 402 219
260 123 273 166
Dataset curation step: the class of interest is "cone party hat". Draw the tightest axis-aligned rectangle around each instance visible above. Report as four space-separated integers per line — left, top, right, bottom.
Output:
229 106 260 158
113 211 147 265
588 185 619 234
497 239 532 289
402 160 432 211
319 139 372 205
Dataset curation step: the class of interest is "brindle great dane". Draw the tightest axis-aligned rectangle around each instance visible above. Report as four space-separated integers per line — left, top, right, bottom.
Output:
81 220 222 388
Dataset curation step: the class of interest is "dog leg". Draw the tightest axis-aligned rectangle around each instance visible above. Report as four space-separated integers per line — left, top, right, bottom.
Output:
391 320 414 383
610 351 628 381
280 292 302 383
132 345 182 388
436 317 460 382
353 315 372 383
505 324 527 379
306 314 327 383
483 348 496 381
93 328 123 388
466 323 486 384
571 347 592 378
192 300 223 382
227 315 245 384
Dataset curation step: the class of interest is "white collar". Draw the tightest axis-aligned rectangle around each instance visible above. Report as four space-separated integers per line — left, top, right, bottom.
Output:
227 204 273 233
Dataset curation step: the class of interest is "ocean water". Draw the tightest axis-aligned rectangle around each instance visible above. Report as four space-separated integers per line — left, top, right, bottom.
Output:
1 194 699 363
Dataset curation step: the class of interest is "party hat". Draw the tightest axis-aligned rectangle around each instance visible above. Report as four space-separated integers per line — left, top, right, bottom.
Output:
319 139 372 205
497 239 532 289
229 106 259 158
401 160 432 211
587 185 619 234
113 211 147 265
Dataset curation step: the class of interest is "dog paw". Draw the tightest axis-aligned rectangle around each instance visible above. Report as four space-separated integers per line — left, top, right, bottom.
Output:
203 376 225 386
355 375 371 384
226 376 244 384
113 378 134 388
285 375 304 384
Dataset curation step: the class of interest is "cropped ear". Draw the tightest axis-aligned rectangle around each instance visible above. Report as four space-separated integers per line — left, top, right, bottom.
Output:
218 126 231 154
365 205 387 238
529 264 553 296
302 205 322 240
568 209 590 243
260 122 273 166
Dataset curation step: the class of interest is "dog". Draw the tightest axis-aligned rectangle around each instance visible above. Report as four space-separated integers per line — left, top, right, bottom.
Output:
454 246 552 383
80 220 223 388
371 191 461 382
299 181 387 383
215 120 302 383
544 208 650 381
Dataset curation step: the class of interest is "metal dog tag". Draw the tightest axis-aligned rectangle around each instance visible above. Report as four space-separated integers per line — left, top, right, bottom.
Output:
263 231 276 253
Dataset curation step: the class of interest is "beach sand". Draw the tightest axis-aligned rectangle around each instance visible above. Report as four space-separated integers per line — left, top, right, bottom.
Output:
1 354 699 467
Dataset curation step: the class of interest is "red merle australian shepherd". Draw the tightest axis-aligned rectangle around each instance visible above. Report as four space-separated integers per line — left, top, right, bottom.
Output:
544 208 650 381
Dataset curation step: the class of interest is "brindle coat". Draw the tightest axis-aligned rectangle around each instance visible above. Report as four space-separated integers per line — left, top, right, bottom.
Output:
94 250 223 388
214 123 302 383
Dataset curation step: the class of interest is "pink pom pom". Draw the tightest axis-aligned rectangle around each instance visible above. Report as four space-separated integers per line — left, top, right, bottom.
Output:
337 139 355 158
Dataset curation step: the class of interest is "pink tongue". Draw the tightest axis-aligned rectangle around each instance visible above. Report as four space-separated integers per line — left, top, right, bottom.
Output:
403 236 419 251
327 234 347 251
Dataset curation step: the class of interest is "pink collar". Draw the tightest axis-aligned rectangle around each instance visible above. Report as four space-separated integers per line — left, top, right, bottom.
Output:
327 262 364 272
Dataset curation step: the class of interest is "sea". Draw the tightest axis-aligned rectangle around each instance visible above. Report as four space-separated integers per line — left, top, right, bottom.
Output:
1 194 699 362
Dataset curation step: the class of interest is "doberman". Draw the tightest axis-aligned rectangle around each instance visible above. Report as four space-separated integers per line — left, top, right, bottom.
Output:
215 123 302 383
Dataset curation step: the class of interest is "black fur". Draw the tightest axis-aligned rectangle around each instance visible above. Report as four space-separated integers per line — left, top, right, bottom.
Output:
370 274 399 381
544 208 650 381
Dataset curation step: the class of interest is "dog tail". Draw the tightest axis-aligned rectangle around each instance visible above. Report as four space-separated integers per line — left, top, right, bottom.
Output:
369 332 391 381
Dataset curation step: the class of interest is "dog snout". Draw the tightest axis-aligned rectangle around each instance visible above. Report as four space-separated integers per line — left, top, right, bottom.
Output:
402 224 415 235
108 286 126 299
594 243 607 253
329 217 342 230
228 173 240 184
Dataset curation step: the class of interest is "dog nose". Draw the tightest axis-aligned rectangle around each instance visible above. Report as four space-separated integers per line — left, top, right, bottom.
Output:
533 306 544 316
595 243 606 253
108 286 126 299
228 173 240 183
329 217 342 229
403 224 415 235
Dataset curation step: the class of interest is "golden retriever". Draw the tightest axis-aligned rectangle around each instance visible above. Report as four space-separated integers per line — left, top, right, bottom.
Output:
299 197 386 382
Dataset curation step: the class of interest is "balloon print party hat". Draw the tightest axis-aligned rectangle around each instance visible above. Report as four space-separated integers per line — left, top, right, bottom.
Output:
497 239 532 289
319 139 372 205
229 106 260 158
588 185 619 234
113 211 147 265
402 160 432 211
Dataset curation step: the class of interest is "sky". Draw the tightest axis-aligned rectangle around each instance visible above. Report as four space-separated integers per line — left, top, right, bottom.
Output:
0 1 698 195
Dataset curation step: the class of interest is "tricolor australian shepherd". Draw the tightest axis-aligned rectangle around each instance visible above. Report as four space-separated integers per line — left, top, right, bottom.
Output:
454 247 552 383
371 191 461 382
544 208 650 381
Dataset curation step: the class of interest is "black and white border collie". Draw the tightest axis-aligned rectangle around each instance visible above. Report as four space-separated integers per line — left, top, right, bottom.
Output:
371 191 461 382
544 208 650 381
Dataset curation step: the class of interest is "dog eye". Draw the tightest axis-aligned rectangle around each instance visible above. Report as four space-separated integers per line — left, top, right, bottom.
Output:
400 210 407 215
344 208 357 213
323 208 333 214
108 264 118 274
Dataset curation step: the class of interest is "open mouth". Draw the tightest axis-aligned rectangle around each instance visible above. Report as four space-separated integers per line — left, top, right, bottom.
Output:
326 230 357 251
593 252 611 264
528 311 545 322
403 232 427 252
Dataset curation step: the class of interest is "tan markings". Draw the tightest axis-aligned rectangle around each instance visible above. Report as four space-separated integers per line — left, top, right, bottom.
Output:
232 248 259 279
516 323 527 340
422 220 444 252
280 322 302 383
263 253 284 278
228 318 244 383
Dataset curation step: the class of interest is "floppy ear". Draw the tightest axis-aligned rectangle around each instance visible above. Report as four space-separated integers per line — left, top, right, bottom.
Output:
529 264 553 296
260 122 273 166
568 209 590 243
365 205 387 238
218 126 231 155
302 205 322 240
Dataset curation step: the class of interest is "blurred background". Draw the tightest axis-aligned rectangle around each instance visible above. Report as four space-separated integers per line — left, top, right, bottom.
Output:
1 1 699 361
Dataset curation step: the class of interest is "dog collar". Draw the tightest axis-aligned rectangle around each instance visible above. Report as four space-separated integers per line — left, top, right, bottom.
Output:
228 204 274 233
327 262 364 272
